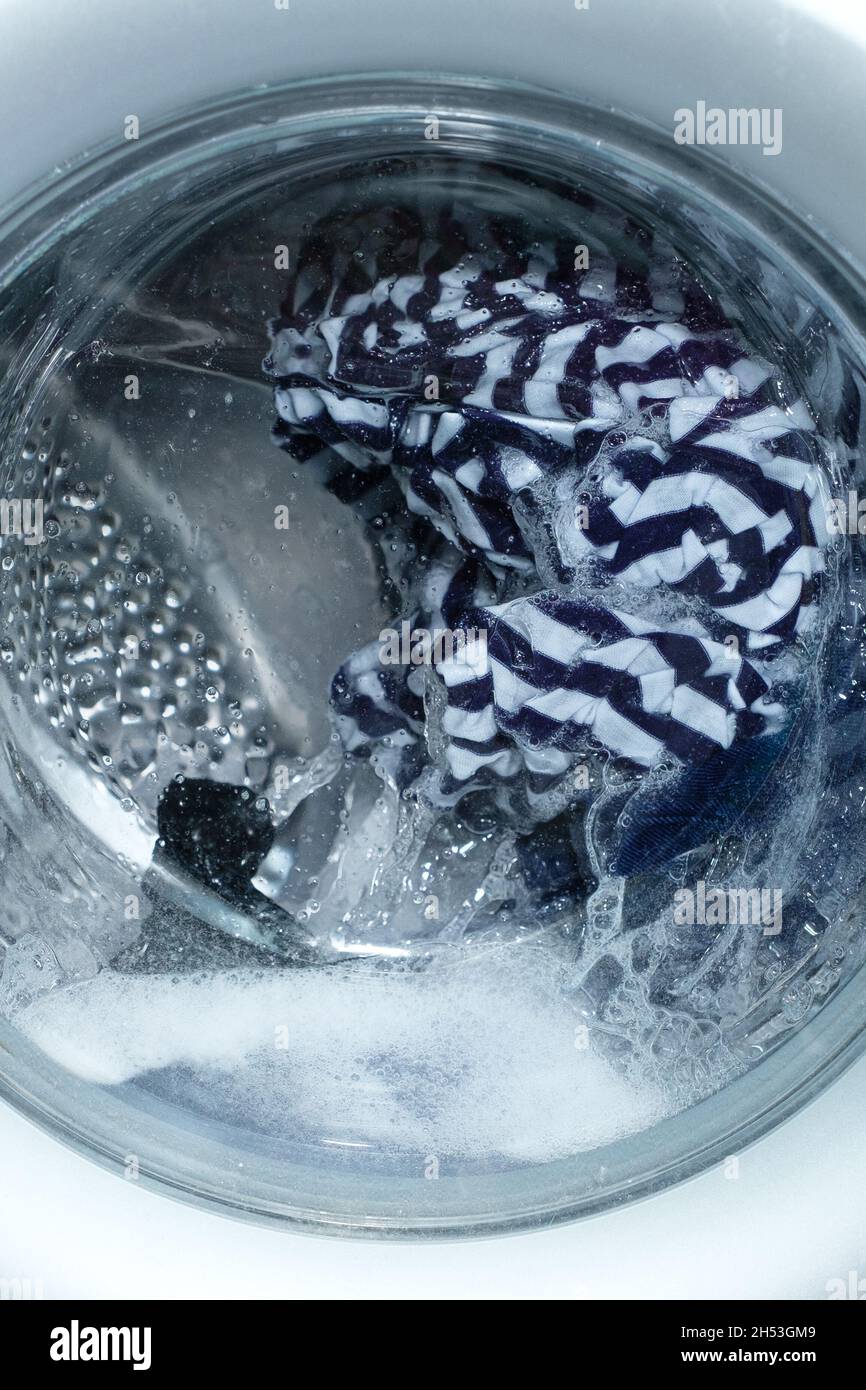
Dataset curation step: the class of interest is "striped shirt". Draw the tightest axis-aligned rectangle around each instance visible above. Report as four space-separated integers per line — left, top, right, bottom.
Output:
265 196 829 812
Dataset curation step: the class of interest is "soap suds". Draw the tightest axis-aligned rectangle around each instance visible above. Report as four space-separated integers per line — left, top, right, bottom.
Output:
16 945 668 1163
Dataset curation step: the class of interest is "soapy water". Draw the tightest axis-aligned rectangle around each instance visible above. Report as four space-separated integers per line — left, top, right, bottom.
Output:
1 130 865 1174
16 947 668 1165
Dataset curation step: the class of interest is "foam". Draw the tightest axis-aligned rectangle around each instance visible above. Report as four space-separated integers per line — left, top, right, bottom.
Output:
16 945 668 1163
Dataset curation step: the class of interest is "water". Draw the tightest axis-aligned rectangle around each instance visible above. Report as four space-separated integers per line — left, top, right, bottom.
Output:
1 84 866 1197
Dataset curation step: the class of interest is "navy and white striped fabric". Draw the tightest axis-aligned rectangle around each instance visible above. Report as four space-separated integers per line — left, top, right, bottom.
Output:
265 196 829 811
436 590 783 800
561 405 828 651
